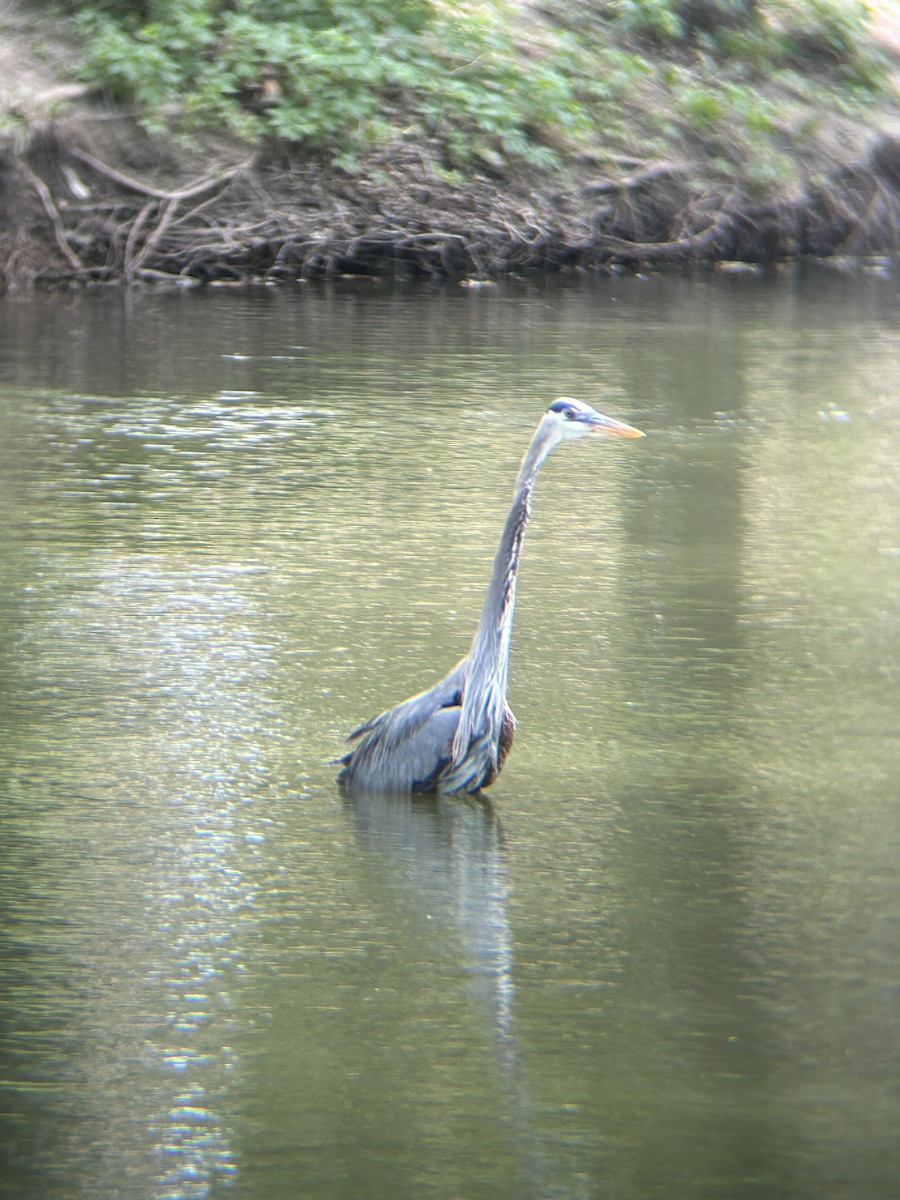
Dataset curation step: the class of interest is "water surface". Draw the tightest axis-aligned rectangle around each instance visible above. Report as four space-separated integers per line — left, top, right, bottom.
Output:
1 271 899 1199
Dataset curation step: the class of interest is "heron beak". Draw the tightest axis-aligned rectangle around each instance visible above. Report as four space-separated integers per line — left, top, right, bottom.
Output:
585 412 645 438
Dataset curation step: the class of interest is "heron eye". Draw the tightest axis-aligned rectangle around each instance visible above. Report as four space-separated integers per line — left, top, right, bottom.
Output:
565 408 577 420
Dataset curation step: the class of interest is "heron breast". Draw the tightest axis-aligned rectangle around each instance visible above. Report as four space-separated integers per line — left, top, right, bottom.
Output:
498 705 516 767
478 706 516 789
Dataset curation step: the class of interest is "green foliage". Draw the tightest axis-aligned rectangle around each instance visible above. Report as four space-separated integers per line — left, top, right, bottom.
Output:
771 0 888 89
608 0 887 193
67 0 589 170
62 0 890 189
420 8 590 169
616 0 687 41
677 84 722 129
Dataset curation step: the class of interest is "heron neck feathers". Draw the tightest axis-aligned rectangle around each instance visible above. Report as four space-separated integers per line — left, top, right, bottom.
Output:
466 418 558 687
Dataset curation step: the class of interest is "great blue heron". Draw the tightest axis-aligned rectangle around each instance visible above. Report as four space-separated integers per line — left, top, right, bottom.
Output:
337 397 644 794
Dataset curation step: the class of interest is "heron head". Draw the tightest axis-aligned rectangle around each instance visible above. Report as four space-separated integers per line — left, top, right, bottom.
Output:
544 397 645 442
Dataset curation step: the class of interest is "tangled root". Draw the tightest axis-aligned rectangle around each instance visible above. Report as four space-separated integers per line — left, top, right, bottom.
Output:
4 129 900 287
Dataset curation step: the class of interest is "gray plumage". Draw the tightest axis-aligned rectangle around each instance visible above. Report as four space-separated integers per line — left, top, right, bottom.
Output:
337 397 644 794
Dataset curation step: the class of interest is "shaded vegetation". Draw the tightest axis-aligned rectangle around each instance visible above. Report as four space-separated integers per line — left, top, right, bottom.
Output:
68 0 588 174
62 0 889 185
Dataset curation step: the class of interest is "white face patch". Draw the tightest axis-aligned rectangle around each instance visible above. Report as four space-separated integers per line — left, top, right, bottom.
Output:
555 414 592 440
544 399 600 442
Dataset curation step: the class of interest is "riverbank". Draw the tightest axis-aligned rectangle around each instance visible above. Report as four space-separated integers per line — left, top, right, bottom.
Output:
3 0 900 286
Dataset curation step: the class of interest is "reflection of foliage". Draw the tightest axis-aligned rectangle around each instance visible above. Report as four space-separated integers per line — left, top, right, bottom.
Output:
65 0 888 185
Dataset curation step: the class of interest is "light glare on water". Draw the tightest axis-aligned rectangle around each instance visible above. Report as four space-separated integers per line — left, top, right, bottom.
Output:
0 273 899 1200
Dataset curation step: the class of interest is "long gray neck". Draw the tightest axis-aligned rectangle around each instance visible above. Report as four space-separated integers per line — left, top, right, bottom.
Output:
466 419 557 691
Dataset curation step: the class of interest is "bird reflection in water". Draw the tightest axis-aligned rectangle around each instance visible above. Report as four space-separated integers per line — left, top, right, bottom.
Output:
344 790 550 1195
348 790 514 1044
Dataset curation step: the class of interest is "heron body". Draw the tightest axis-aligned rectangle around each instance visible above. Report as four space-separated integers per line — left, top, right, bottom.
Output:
337 398 644 794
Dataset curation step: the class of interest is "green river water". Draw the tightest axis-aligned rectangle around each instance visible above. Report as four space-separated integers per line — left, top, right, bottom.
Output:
1 270 899 1200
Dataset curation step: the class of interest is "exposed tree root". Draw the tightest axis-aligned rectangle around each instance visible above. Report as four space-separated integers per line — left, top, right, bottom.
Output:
3 129 900 288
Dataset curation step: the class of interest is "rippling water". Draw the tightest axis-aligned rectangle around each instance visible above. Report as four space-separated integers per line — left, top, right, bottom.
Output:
1 271 899 1200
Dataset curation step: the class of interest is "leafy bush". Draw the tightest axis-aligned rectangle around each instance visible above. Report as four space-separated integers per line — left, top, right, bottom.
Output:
773 0 888 88
63 0 889 186
68 0 588 169
615 0 687 40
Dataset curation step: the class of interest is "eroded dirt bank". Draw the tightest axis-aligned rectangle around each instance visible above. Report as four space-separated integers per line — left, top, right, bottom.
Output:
3 2 900 287
6 122 900 286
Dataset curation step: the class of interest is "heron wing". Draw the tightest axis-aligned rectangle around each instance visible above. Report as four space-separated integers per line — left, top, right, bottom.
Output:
338 660 467 792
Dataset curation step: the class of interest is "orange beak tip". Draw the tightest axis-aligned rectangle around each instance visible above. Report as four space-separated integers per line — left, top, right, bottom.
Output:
602 422 645 438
